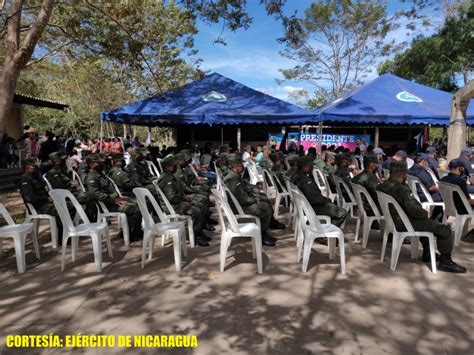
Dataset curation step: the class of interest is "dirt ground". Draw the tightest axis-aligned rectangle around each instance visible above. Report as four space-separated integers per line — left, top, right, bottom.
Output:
0 199 473 355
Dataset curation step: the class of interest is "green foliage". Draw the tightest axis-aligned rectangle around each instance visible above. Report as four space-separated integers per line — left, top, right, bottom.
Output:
379 1 474 92
279 0 397 104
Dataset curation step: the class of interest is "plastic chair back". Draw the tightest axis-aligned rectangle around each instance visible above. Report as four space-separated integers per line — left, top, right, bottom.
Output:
145 160 160 177
406 175 434 203
152 182 177 215
351 183 382 218
72 170 86 192
49 189 90 231
334 176 357 204
223 186 245 215
406 157 415 169
0 203 15 225
376 191 415 234
426 168 439 185
106 176 123 197
272 171 288 194
156 158 163 174
43 175 53 190
133 187 167 230
211 189 241 233
438 181 472 216
292 189 325 235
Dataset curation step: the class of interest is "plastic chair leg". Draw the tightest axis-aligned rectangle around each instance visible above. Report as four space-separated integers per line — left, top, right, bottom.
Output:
148 234 155 260
390 237 404 271
181 232 187 258
121 217 130 246
91 234 103 272
251 237 256 259
105 229 113 259
141 230 151 269
410 236 419 259
338 234 346 275
61 235 69 272
50 217 58 249
13 235 26 273
255 236 263 274
71 236 79 262
354 216 361 242
186 217 195 248
454 218 467 246
219 237 231 272
301 236 313 273
362 219 372 249
428 236 437 273
31 230 40 260
380 228 389 261
172 233 182 272
274 195 281 218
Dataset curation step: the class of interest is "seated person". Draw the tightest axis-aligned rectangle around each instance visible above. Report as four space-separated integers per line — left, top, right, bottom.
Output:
440 159 474 243
377 160 466 273
408 153 442 202
352 156 381 215
293 156 348 228
382 150 407 171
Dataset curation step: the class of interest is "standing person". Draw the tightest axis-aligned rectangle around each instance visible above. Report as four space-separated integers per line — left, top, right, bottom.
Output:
242 145 252 167
373 147 385 177
38 131 59 163
24 128 39 159
377 161 466 273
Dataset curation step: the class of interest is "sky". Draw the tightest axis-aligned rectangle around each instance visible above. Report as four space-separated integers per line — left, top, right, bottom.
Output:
192 0 442 103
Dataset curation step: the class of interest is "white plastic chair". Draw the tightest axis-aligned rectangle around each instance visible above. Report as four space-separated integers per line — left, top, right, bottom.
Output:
24 201 59 249
438 181 474 246
262 169 277 199
72 170 86 192
313 168 338 202
437 169 448 179
222 186 262 228
350 183 384 248
212 189 263 274
406 157 415 169
247 160 263 185
406 175 444 215
292 189 345 274
426 168 439 185
376 191 437 273
333 176 357 218
49 189 112 272
145 160 160 178
152 181 195 248
383 168 390 179
156 158 163 174
133 188 186 271
0 203 38 273
271 171 291 218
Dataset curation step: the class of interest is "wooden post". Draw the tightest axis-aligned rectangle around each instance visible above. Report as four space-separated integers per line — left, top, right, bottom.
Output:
374 127 380 147
237 127 241 151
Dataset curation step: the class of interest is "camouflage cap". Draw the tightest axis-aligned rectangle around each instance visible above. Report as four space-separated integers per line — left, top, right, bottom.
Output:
390 160 408 173
49 151 67 160
161 154 176 168
298 155 314 166
22 158 39 167
227 154 243 167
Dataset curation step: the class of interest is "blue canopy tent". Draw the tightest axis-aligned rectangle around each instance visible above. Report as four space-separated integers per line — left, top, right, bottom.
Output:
101 73 319 126
316 73 474 126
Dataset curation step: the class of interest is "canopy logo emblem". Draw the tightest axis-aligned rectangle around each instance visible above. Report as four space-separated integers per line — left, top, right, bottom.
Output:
202 91 227 103
396 91 423 103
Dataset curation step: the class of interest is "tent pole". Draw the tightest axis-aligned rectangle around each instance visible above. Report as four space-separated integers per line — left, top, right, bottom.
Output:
99 119 104 152
297 125 302 152
374 127 380 147
237 127 241 151
318 120 323 153
221 127 224 146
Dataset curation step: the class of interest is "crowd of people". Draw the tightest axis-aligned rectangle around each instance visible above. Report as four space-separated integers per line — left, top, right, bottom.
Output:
9 126 473 274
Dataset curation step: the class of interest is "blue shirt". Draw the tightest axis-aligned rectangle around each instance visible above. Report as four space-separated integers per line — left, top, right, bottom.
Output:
408 164 442 202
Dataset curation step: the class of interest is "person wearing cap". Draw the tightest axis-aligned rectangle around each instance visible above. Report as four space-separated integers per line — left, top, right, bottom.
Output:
158 154 210 246
425 146 439 174
284 154 299 183
314 150 327 170
271 151 287 185
294 155 348 228
17 158 66 245
216 152 231 177
224 155 278 246
108 153 139 196
352 156 381 214
126 147 157 187
77 150 92 182
382 150 407 171
85 154 142 241
372 147 385 177
335 153 354 196
457 147 474 174
377 160 466 273
408 153 443 212
181 150 213 192
441 159 474 243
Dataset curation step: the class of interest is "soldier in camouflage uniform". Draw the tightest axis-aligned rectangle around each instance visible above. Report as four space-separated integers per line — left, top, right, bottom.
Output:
294 156 348 228
157 155 210 247
334 153 353 201
323 151 338 194
181 150 211 194
284 154 299 183
224 155 277 246
76 150 92 183
17 159 64 245
84 154 142 241
107 153 139 196
271 151 287 185
126 147 157 187
377 160 466 273
351 156 381 215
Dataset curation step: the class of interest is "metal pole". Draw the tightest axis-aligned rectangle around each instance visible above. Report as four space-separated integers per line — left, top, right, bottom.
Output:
374 127 380 147
221 127 224 146
318 120 323 153
237 127 241 151
99 119 104 152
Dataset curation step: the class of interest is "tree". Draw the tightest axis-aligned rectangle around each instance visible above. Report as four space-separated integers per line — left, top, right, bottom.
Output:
278 0 396 107
379 1 474 92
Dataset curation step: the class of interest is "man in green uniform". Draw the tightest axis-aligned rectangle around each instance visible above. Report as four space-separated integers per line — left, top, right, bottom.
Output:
271 151 286 184
294 156 348 228
334 153 353 202
224 155 277 246
352 156 381 215
107 153 139 196
284 153 299 183
157 155 210 247
126 148 157 187
377 160 466 273
76 150 92 182
323 151 338 194
17 159 64 245
181 150 211 194
84 154 142 241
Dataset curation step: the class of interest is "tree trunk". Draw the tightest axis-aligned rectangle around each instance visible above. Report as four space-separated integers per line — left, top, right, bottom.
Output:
0 64 21 139
447 80 474 161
